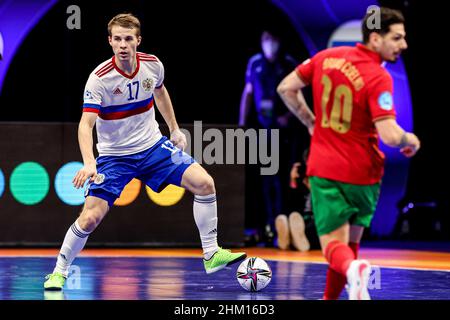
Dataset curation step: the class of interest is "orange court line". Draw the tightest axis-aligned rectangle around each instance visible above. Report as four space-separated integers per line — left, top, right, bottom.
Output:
0 247 449 271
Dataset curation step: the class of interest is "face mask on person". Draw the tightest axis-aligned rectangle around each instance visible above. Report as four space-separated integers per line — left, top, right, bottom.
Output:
262 40 280 60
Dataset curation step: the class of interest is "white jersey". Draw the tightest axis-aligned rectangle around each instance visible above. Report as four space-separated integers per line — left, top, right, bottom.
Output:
82 52 164 156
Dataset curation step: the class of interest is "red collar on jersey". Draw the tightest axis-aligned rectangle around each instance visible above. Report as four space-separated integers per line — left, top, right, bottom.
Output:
356 43 382 64
112 55 140 79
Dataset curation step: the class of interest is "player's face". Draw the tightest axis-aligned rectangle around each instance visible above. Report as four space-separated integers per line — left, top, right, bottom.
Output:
378 24 408 62
261 31 280 61
108 25 141 62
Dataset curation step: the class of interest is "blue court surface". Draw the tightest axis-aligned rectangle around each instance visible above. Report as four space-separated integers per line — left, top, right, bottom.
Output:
0 257 449 300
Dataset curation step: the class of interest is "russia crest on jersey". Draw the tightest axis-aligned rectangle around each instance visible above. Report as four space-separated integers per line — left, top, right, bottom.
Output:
142 78 154 92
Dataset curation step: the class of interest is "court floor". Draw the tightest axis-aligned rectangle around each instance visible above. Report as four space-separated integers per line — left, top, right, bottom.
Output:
0 247 449 300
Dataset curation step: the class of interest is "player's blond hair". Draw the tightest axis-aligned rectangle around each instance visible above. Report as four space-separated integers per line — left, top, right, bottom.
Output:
108 13 141 37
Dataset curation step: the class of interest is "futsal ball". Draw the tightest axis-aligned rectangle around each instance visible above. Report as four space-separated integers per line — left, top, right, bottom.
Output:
236 257 272 292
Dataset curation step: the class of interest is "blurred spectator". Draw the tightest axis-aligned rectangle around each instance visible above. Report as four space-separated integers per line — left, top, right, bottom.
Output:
239 29 298 246
279 147 320 251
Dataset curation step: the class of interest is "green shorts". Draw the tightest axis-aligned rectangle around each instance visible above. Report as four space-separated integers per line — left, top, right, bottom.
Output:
309 176 380 236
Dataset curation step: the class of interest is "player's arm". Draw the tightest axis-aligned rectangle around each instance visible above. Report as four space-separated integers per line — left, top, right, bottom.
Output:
239 82 253 127
370 73 420 158
154 85 187 150
374 118 420 157
277 71 315 135
73 112 98 188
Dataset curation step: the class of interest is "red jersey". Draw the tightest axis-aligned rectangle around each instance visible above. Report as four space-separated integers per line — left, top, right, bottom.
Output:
296 43 396 185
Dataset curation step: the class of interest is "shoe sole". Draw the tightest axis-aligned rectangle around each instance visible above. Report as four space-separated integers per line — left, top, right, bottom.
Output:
289 212 310 252
44 286 63 291
205 253 247 274
275 215 290 250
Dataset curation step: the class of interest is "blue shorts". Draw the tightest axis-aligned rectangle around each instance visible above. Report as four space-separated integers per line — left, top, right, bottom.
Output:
85 136 195 207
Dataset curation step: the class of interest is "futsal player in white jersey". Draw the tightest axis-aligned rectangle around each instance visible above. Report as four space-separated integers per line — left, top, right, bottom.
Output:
44 13 246 290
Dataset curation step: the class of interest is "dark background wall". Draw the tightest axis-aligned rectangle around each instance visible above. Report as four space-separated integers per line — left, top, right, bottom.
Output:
0 123 246 246
0 0 308 123
380 0 449 230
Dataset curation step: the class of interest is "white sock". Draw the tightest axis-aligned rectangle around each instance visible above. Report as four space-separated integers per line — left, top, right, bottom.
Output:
193 193 219 260
53 219 91 277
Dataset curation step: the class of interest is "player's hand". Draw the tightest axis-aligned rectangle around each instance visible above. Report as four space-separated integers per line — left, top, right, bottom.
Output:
290 162 301 189
170 128 187 151
401 133 420 158
73 162 97 189
303 177 311 190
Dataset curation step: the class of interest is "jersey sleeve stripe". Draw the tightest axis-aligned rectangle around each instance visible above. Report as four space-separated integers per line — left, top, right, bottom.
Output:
372 115 396 122
137 54 158 62
97 61 112 72
83 103 101 113
139 58 158 62
83 108 100 114
137 52 157 59
83 103 101 110
102 96 154 113
99 99 154 120
96 65 114 78
295 68 310 85
95 61 113 76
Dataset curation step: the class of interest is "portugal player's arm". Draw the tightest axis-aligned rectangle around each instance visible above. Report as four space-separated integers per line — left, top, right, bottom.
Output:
374 118 421 157
277 70 315 134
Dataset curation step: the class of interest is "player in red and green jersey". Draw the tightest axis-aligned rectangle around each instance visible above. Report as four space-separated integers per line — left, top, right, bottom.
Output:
277 7 420 300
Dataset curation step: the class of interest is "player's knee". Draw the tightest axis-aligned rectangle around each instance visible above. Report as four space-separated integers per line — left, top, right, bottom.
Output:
78 207 107 232
77 214 97 232
195 174 216 195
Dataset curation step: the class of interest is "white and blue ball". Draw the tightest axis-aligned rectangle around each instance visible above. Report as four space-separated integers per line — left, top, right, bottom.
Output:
236 257 272 292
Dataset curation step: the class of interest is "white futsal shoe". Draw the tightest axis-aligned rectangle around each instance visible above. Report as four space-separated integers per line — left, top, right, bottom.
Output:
346 259 371 300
